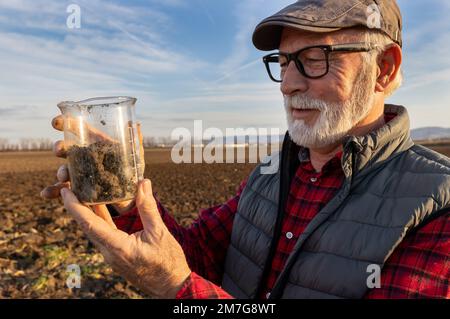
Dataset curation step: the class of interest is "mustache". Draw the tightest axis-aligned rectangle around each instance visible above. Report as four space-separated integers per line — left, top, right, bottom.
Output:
283 94 327 111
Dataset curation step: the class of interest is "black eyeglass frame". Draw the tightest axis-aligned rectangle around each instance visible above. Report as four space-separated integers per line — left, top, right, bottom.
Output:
262 42 378 82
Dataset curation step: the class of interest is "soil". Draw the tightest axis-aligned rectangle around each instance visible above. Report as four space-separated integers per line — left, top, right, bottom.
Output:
0 148 257 298
67 141 137 204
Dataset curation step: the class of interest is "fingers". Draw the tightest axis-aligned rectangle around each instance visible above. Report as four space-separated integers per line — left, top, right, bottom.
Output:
52 115 64 131
84 121 118 143
92 205 117 229
57 164 69 182
135 179 162 233
53 140 67 158
60 188 126 250
40 181 70 199
65 115 117 143
40 163 70 199
137 122 143 146
136 122 146 168
53 114 118 144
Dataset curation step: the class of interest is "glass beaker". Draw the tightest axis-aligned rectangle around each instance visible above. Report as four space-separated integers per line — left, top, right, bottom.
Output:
57 96 144 205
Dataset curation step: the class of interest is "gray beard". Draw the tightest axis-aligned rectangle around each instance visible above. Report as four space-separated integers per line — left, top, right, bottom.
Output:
284 63 376 149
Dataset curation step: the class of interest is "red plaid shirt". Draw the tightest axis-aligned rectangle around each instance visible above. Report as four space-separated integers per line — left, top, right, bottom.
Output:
113 120 450 299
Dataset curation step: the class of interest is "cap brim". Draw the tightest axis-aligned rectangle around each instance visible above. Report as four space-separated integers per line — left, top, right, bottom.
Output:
252 20 342 51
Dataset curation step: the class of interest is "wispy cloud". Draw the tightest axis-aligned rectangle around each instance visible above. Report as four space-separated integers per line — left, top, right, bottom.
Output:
215 0 292 82
147 0 187 8
388 1 450 128
0 0 213 140
0 105 39 116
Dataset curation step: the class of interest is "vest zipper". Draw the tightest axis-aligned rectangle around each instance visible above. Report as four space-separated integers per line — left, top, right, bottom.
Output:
267 141 358 299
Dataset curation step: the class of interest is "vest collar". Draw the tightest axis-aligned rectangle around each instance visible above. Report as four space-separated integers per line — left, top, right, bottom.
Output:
285 104 415 179
342 104 414 177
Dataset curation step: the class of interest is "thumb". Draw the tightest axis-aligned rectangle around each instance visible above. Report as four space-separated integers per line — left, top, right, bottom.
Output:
60 188 118 243
135 179 163 232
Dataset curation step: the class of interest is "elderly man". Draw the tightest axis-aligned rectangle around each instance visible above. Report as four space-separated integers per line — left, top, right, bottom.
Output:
41 0 449 299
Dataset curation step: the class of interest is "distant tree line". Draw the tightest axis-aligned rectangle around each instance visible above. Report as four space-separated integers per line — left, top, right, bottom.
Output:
0 137 176 151
0 135 286 151
0 138 54 151
142 136 176 148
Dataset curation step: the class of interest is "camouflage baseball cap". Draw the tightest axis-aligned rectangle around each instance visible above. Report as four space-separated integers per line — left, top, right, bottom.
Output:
252 0 402 50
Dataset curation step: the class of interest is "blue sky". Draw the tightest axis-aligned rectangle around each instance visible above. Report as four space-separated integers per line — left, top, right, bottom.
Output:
0 0 449 142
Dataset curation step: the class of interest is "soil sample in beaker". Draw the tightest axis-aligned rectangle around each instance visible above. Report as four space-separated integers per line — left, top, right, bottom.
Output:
67 141 137 204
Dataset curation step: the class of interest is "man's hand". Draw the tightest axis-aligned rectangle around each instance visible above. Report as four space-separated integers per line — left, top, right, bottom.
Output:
40 115 144 215
60 179 191 298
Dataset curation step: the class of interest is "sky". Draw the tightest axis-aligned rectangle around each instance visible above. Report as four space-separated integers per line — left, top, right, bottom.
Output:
0 0 449 142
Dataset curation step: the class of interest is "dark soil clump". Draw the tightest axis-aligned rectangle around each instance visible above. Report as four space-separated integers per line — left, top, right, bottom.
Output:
67 141 137 204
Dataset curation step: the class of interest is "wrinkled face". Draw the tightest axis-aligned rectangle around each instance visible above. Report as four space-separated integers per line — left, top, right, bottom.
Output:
280 28 377 148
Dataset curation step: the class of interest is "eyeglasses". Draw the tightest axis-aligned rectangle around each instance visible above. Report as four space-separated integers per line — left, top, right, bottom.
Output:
262 43 378 82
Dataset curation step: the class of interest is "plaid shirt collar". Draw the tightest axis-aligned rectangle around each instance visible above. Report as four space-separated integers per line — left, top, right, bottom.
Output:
298 147 310 163
297 147 343 164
